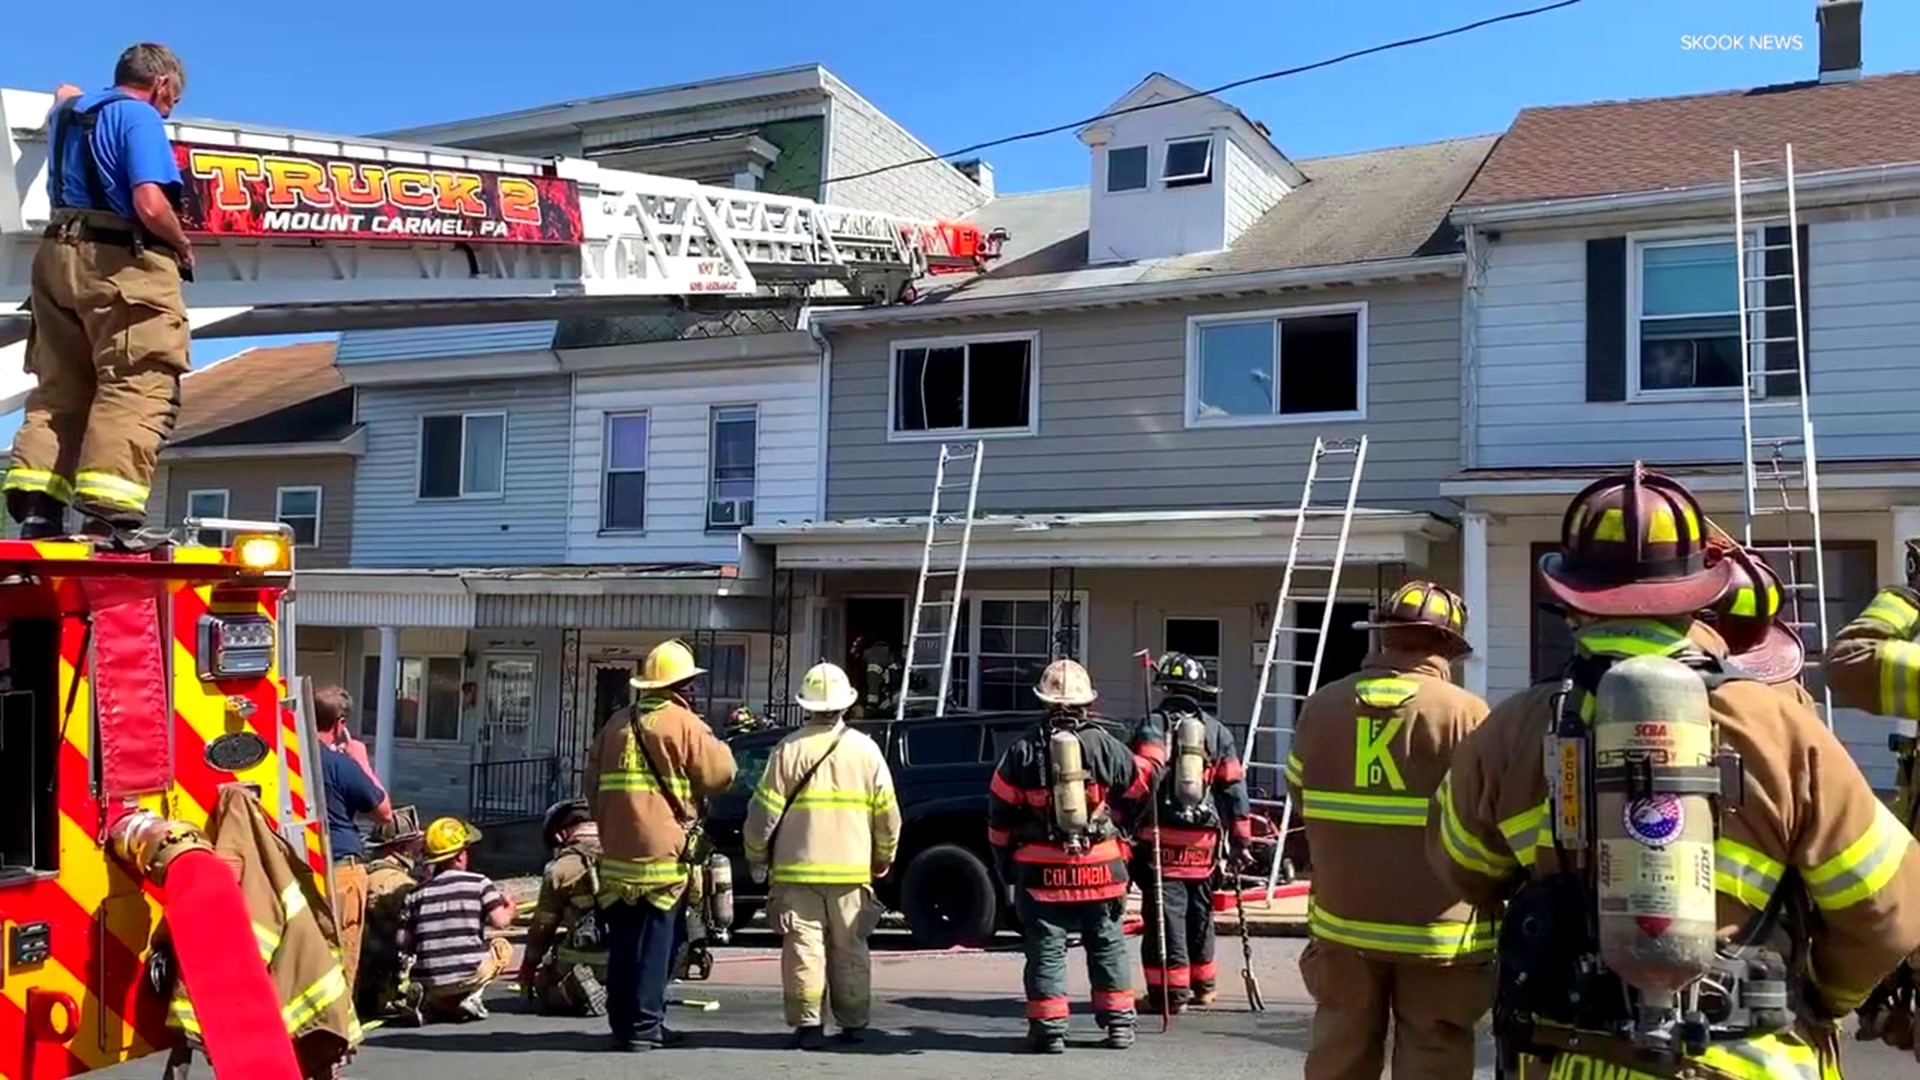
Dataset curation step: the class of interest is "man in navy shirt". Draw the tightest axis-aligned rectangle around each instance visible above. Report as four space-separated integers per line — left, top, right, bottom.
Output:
4 42 197 543
314 685 392 998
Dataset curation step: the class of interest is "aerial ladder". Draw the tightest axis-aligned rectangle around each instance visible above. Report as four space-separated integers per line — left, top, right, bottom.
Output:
1731 145 1833 728
1239 437 1368 903
0 86 1003 411
896 442 985 720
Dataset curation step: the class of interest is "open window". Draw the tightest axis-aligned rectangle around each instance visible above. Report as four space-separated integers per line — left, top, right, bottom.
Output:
0 615 60 884
1163 137 1214 188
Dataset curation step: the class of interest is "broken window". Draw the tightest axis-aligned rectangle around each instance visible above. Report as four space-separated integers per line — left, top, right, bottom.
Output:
1191 308 1363 423
892 336 1035 435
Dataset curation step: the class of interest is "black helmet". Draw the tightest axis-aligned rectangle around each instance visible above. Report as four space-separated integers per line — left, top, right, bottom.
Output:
1153 652 1216 695
541 799 591 848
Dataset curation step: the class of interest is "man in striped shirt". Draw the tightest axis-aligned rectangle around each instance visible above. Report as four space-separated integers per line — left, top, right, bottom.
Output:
398 817 516 1022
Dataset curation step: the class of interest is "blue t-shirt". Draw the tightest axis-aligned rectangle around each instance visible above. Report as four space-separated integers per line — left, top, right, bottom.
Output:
44 89 182 219
319 747 385 859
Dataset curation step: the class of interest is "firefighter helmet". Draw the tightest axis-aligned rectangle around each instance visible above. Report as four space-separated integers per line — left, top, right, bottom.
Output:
541 799 591 848
796 662 860 713
423 816 482 864
1701 548 1805 682
1153 652 1217 695
1537 462 1733 618
1034 658 1098 707
632 639 706 690
371 805 424 847
1353 580 1472 653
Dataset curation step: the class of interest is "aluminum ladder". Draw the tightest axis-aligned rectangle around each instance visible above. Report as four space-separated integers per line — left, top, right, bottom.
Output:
1241 436 1369 901
1733 145 1833 728
896 442 985 720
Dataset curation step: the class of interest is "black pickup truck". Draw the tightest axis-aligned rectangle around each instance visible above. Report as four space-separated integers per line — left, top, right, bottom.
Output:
704 710 1132 949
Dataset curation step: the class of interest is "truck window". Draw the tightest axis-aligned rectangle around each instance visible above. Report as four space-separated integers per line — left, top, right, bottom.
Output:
988 722 1033 763
729 742 775 795
0 619 59 883
905 724 985 766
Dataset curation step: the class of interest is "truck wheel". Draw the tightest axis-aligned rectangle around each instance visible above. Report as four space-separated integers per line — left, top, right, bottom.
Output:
901 844 998 949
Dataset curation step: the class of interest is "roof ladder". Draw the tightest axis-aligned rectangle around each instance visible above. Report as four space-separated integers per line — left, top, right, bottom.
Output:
1733 145 1833 729
1241 435 1368 903
896 442 985 720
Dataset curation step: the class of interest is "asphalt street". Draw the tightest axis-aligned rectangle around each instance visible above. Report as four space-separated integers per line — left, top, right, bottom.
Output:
91 935 1920 1079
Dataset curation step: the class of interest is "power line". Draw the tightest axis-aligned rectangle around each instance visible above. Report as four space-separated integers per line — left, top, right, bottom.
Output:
824 0 1585 187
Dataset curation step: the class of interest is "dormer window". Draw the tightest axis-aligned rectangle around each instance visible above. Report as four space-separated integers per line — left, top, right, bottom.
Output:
1163 137 1213 188
1107 146 1149 193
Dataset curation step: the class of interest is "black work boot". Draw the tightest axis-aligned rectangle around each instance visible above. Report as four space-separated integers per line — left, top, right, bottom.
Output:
1102 1018 1136 1050
1023 1022 1065 1055
77 508 168 553
790 1025 826 1051
835 1027 869 1045
7 491 66 540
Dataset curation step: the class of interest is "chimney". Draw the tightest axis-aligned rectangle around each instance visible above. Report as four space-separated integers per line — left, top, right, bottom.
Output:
954 158 995 199
1817 0 1862 84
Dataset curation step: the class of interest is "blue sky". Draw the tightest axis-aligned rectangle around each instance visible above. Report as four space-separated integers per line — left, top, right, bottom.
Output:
1 0 1914 444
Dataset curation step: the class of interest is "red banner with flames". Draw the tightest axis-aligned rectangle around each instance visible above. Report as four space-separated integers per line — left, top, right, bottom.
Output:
172 143 585 246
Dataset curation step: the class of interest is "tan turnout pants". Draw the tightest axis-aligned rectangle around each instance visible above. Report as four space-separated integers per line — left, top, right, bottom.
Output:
332 860 370 995
6 214 188 523
1300 938 1493 1080
769 882 885 1029
422 937 515 1004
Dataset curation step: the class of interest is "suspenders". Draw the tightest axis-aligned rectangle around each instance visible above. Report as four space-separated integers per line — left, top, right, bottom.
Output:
48 94 128 213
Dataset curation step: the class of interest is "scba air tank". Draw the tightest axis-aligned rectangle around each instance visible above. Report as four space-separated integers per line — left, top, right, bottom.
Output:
706 852 735 943
1173 714 1207 808
1592 654 1720 995
1049 729 1091 836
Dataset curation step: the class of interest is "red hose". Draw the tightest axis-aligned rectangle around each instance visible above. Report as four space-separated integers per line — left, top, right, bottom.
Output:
164 849 303 1078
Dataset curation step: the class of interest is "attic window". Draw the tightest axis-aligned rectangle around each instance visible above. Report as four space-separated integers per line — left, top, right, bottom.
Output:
1163 137 1213 188
1107 146 1148 193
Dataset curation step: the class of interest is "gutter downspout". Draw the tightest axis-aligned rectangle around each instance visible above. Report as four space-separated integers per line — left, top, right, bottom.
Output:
805 310 832 523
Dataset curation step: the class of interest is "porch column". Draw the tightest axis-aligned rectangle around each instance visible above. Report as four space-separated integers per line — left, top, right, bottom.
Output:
373 625 399 783
1461 510 1491 699
1887 507 1920 586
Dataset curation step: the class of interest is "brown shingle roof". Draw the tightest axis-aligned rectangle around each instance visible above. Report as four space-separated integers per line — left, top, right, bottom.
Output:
1459 72 1920 207
172 340 342 443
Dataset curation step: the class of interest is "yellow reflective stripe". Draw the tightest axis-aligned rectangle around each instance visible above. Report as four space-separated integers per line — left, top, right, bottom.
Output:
1299 788 1429 827
1436 774 1514 878
600 857 690 885
1695 1032 1821 1080
598 768 693 798
1306 898 1497 959
1879 641 1920 720
1 468 73 501
72 469 148 509
1355 676 1419 710
1499 803 1548 869
1284 752 1303 787
254 923 280 962
790 790 878 810
769 861 874 884
169 967 349 1037
1862 589 1920 638
752 785 786 816
1805 800 1913 911
1715 838 1786 909
1573 620 1691 659
871 786 897 813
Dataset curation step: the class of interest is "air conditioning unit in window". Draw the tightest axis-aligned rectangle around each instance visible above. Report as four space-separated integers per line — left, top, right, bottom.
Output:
708 498 754 528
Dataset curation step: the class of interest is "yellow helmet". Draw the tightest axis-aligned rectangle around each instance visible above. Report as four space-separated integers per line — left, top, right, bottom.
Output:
423 817 481 863
631 639 706 691
796 662 859 713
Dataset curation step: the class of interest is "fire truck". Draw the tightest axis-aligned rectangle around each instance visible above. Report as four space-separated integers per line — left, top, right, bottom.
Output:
0 83 1000 1078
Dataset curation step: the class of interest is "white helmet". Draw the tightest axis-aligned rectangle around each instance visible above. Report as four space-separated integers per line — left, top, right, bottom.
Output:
796 662 860 713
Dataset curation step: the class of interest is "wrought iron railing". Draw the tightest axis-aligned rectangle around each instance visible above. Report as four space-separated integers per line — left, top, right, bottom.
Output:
468 756 569 825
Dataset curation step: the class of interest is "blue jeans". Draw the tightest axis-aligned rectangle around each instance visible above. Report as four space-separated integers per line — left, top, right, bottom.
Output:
603 895 683 1040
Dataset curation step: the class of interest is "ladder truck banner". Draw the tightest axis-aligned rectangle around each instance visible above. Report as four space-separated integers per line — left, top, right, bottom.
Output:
171 142 585 245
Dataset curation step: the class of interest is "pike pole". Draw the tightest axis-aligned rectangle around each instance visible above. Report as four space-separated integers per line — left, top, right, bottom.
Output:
1134 648 1172 1034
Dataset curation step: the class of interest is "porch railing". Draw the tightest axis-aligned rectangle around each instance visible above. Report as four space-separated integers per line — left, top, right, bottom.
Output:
469 756 571 826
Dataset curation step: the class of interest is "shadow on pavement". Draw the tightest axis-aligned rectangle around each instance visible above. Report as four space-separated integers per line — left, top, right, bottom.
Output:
368 1029 612 1054
890 996 1026 1020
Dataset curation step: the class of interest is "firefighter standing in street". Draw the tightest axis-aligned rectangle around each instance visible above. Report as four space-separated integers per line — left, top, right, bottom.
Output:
586 639 736 1053
1286 580 1494 1080
1429 463 1920 1079
744 662 902 1049
1128 652 1252 1014
355 809 425 1020
5 43 197 541
518 799 609 1017
1700 543 1820 709
988 659 1153 1054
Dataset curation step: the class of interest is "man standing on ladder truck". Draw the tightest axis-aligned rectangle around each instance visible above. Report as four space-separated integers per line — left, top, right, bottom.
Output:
1821 538 1920 1054
1286 580 1493 1079
1129 652 1252 1016
4 43 195 543
987 660 1151 1054
1430 464 1920 1080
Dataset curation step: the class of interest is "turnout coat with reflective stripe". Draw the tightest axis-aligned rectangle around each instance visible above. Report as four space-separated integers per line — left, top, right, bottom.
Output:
988 718 1151 903
1430 618 1920 1079
744 720 902 885
1824 586 1920 722
585 693 737 910
1286 648 1497 962
1130 700 1253 880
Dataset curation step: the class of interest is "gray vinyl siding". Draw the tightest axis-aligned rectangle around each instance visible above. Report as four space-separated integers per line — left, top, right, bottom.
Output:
822 91 987 222
349 377 572 567
823 280 1463 518
160 457 355 568
335 323 557 365
1471 200 1920 469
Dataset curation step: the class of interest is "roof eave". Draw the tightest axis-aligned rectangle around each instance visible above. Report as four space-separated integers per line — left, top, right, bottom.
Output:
811 254 1465 330
162 427 367 461
1453 160 1920 226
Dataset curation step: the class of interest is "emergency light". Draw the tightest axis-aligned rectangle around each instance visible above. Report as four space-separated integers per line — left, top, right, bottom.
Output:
233 534 290 572
196 614 275 680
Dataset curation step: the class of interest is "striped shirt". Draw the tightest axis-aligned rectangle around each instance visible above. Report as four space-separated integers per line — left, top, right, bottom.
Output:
400 868 508 988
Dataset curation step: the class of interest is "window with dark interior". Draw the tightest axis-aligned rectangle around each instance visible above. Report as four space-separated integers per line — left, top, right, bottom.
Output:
892 335 1035 436
1634 238 1744 394
1191 307 1363 424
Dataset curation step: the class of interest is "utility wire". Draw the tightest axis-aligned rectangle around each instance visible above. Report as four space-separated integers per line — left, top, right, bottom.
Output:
824 0 1585 186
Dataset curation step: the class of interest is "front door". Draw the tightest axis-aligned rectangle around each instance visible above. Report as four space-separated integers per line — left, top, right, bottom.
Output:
591 660 636 736
1290 602 1374 697
478 654 539 761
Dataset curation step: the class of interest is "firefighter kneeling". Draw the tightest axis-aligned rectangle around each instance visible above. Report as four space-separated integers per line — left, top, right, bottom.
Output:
1429 463 1920 1080
1130 652 1252 1014
989 659 1152 1053
518 799 609 1016
356 808 425 1021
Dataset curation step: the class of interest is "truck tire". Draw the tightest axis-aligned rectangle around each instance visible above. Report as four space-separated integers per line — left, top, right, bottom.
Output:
900 843 998 949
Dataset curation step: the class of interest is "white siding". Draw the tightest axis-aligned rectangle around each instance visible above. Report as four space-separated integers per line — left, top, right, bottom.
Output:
1223 135 1286 245
567 359 821 564
1086 96 1236 264
1471 202 1920 468
822 84 988 222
